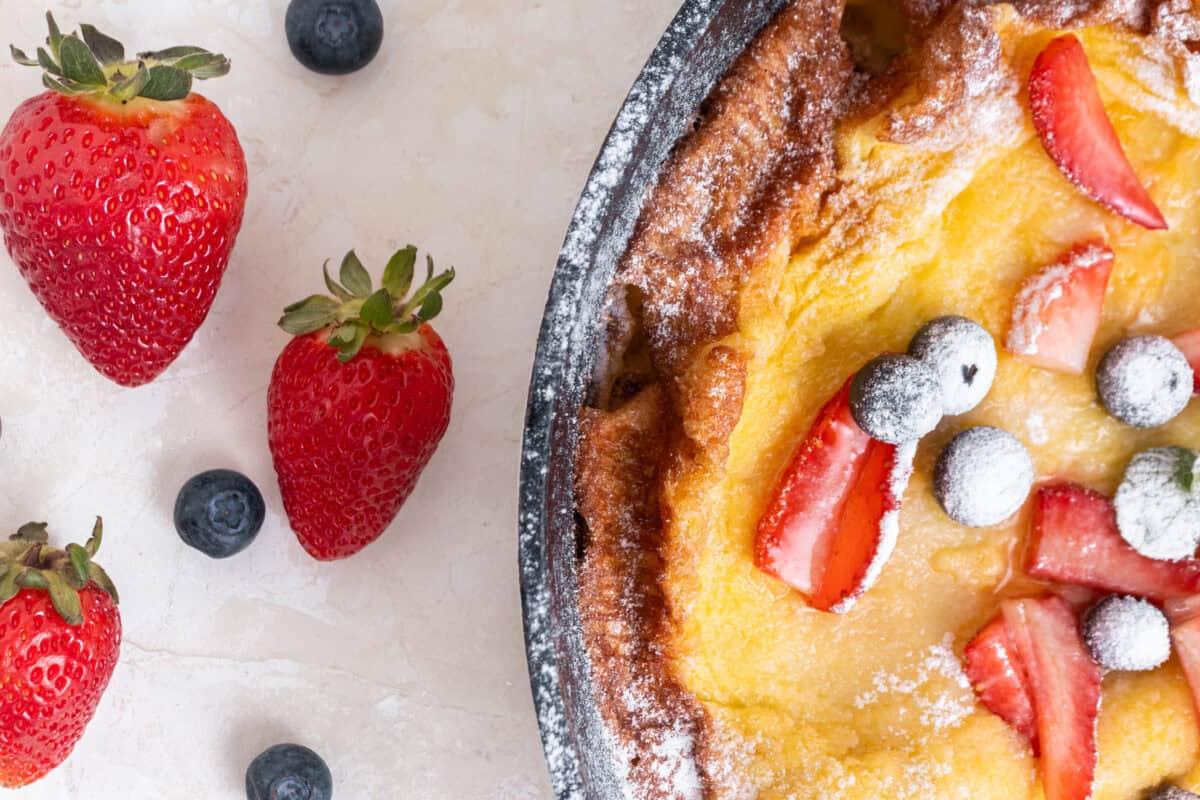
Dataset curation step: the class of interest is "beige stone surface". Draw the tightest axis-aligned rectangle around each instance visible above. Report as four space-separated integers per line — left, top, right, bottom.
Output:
0 0 680 796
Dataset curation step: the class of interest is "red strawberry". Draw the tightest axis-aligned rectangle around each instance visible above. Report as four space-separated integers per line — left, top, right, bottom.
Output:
1172 328 1200 394
1002 595 1101 800
963 615 1039 750
268 248 455 561
1 14 247 386
1026 483 1200 602
1005 241 1114 374
0 520 120 788
1029 34 1167 230
754 378 914 613
1166 594 1200 625
1171 614 1200 719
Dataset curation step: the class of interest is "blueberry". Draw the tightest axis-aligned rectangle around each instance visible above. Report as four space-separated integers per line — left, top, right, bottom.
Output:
1149 787 1200 800
933 426 1034 527
908 316 997 416
174 469 265 559
1082 595 1170 672
286 0 384 76
247 744 332 800
849 354 944 444
1096 335 1191 428
1114 447 1200 561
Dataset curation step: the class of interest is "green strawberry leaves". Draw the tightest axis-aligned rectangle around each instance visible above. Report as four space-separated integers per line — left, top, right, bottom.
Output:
339 251 373 297
108 63 151 103
383 246 418 297
11 12 230 102
360 290 395 328
0 568 18 607
279 246 456 363
140 65 193 102
0 517 118 625
279 296 341 336
14 522 49 544
58 34 106 86
44 572 83 625
80 23 125 65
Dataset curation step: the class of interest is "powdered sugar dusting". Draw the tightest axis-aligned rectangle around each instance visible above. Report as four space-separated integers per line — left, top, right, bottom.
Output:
605 679 705 800
852 633 975 734
1148 0 1200 123
883 5 1023 153
1150 785 1200 800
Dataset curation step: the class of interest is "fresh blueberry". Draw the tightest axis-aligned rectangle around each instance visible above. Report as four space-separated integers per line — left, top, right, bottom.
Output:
286 0 384 76
908 316 997 416
1096 335 1192 428
849 354 944 444
174 469 265 559
246 744 332 800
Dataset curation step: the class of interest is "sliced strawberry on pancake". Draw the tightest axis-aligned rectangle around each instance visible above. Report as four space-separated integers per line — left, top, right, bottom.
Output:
1026 483 1200 602
1165 594 1200 625
1166 593 1200 720
1171 328 1200 394
1002 595 1102 800
1005 241 1114 374
1171 615 1200 720
1030 34 1168 230
964 615 1039 750
755 379 914 613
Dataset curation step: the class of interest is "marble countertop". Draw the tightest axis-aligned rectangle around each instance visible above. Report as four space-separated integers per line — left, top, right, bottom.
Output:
0 0 680 796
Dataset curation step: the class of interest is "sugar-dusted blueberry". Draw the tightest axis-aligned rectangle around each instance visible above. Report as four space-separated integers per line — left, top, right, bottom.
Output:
286 0 383 76
1083 595 1171 672
908 316 997 416
1149 787 1200 800
246 743 332 800
1114 447 1200 561
1096 335 1192 428
849 354 944 445
174 469 266 559
933 426 1034 527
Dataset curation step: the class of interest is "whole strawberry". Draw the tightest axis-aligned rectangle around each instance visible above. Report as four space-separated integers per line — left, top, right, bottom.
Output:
268 248 455 561
1 14 248 386
0 519 121 788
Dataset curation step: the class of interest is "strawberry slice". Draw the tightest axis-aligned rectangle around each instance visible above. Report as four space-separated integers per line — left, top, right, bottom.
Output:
1172 328 1200 394
1172 615 1200 719
1005 241 1115 374
755 379 914 613
1002 595 1101 800
1029 34 1168 230
964 615 1039 751
1026 483 1200 602
1166 594 1200 625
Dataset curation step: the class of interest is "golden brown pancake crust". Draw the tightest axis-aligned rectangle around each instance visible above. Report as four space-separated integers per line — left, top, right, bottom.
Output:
574 1 1200 797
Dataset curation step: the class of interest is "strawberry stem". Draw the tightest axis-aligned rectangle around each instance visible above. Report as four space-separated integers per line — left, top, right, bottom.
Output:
0 518 118 624
279 246 456 363
11 12 229 102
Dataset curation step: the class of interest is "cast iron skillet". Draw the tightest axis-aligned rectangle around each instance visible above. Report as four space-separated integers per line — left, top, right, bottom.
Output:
518 1 790 796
